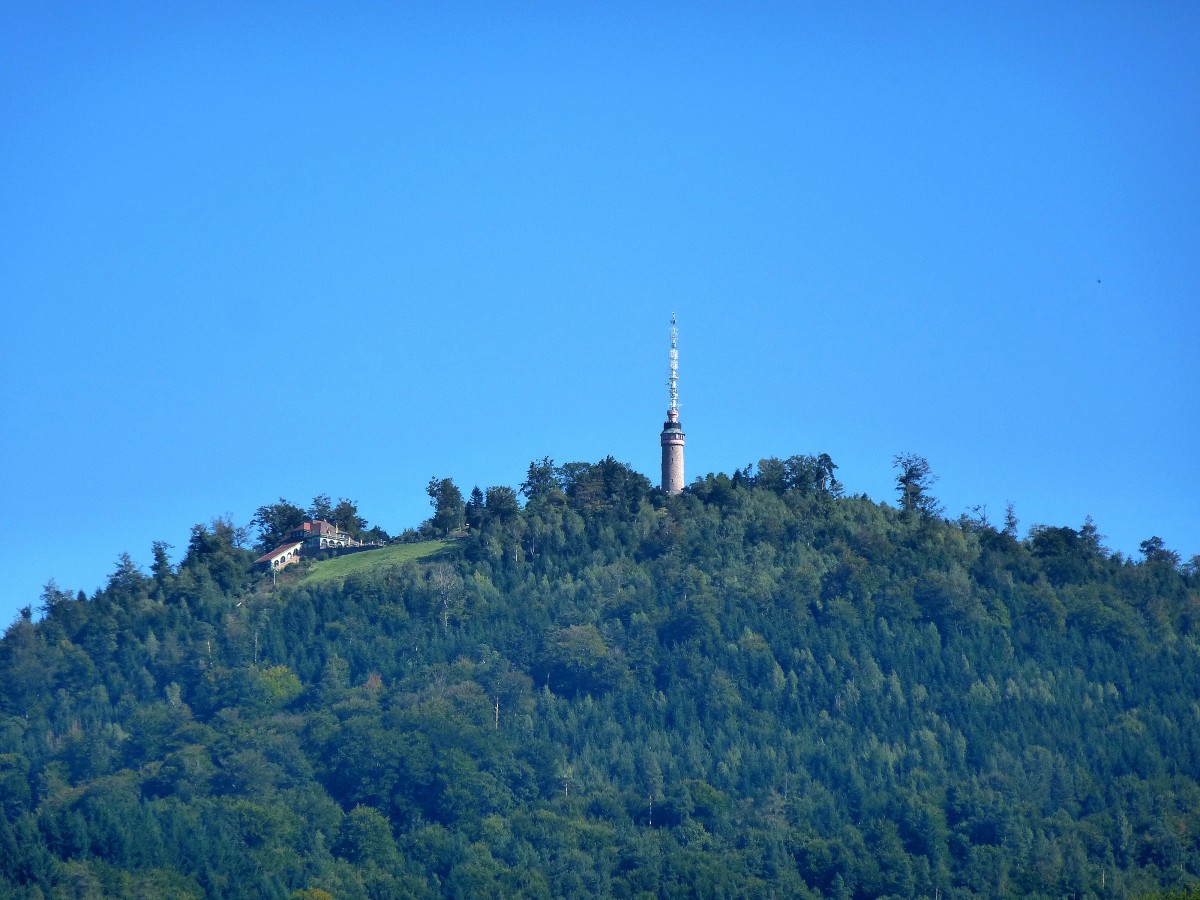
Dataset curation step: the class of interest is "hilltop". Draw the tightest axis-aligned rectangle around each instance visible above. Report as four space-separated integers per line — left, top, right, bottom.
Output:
1 455 1198 899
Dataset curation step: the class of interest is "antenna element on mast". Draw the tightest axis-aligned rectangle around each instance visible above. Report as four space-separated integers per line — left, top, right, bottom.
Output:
668 312 679 411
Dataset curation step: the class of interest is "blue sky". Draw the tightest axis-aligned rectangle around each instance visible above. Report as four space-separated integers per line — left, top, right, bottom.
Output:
2 2 1197 626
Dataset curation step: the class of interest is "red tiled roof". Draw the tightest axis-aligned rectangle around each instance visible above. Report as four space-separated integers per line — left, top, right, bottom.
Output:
290 520 338 537
254 541 303 564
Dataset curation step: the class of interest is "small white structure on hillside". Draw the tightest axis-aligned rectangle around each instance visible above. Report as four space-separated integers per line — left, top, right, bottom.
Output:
255 541 303 571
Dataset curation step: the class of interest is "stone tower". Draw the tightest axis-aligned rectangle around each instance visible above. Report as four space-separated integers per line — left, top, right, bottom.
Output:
660 314 685 494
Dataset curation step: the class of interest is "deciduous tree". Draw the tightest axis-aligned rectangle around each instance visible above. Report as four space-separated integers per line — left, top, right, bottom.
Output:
308 494 333 522
427 478 465 536
1139 536 1180 567
484 486 519 523
252 499 307 551
520 456 560 501
893 453 942 518
331 498 367 537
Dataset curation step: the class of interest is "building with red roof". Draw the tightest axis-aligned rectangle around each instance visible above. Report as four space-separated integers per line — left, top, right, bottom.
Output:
255 541 303 571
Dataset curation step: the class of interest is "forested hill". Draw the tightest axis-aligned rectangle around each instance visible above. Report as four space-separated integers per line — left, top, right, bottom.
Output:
2 456 1198 899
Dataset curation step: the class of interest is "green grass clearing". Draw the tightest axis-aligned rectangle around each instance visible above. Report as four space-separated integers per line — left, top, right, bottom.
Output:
299 541 450 583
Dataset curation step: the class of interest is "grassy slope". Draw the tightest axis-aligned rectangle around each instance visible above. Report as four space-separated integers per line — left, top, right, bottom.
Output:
299 540 449 583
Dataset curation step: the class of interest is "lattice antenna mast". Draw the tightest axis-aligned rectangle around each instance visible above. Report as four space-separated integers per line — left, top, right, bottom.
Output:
667 313 679 412
659 312 685 494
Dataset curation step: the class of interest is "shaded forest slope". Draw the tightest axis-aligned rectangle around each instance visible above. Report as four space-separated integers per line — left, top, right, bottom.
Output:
1 457 1198 899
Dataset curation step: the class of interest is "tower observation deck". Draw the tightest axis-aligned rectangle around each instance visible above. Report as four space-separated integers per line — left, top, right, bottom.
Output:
660 314 685 494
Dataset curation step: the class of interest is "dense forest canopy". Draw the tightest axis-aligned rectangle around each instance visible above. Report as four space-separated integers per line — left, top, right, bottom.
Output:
1 454 1198 899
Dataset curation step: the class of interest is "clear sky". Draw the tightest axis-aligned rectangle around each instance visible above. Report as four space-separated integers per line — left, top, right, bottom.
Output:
2 2 1197 627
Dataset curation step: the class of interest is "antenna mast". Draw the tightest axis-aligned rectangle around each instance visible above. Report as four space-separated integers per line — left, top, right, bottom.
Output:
668 312 679 411
660 312 686 494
